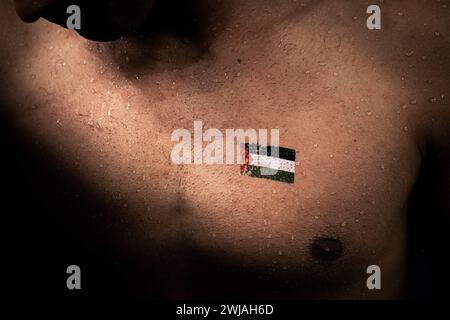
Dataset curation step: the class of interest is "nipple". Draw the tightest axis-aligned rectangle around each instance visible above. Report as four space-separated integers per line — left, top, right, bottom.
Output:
308 237 343 261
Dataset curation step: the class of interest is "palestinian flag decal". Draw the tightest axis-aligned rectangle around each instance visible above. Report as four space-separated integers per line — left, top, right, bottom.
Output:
240 143 296 184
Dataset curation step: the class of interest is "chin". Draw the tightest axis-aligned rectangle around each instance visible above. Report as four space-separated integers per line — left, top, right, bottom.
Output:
42 10 138 42
75 26 126 42
36 0 156 42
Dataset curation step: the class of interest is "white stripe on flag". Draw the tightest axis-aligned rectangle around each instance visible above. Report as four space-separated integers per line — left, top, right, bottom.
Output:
249 154 296 173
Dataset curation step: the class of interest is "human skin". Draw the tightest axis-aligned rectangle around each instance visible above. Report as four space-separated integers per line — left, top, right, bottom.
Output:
1 0 449 299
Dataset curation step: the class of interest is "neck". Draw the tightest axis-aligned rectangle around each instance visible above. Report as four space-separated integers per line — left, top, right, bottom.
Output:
89 0 317 75
136 0 316 41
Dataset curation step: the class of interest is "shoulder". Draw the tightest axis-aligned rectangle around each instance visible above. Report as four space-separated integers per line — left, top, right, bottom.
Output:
382 0 450 154
408 1 450 153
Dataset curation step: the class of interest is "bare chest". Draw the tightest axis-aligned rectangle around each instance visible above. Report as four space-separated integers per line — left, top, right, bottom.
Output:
2 16 425 297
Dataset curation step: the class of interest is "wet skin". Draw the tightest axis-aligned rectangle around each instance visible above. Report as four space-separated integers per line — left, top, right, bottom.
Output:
1 0 449 299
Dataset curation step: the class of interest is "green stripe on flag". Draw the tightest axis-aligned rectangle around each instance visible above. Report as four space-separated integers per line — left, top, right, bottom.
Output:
243 165 295 184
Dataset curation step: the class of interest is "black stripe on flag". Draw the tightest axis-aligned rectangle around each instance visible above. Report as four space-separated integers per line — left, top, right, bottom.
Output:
245 143 296 161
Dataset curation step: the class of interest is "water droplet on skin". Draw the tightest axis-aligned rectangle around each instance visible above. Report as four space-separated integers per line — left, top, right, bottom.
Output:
55 59 66 67
405 50 414 57
267 234 272 239
397 12 404 16
430 97 437 103
410 100 417 105
341 221 347 227
278 250 283 256
381 164 385 169
403 125 409 132
401 104 408 110
366 111 372 116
